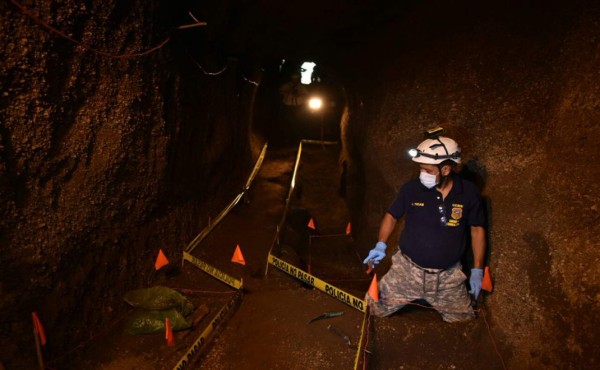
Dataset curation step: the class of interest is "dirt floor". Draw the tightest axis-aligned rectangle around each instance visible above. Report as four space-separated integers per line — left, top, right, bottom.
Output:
57 144 507 370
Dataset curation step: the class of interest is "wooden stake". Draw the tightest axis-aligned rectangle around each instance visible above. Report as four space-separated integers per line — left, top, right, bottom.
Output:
33 328 44 370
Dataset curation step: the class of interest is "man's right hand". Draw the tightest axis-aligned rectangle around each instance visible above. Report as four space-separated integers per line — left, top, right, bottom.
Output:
363 242 387 265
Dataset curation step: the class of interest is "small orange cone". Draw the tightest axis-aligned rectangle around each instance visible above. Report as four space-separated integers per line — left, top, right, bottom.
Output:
307 218 316 230
155 249 169 270
32 312 47 346
482 266 493 292
345 222 352 235
368 274 379 302
165 317 175 346
231 244 246 265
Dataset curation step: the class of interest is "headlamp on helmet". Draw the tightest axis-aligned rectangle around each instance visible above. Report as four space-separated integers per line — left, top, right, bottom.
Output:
408 128 461 164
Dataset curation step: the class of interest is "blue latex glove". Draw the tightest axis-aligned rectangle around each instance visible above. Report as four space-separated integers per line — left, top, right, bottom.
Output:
363 242 387 265
469 268 484 300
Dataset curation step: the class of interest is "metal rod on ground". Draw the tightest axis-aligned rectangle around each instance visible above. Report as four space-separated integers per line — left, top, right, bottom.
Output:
328 324 352 346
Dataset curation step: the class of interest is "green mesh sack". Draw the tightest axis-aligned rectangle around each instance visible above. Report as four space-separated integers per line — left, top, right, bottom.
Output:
126 308 192 335
123 286 194 316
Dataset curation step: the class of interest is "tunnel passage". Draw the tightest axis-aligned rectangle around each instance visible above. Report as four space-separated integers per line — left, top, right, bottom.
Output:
1 0 600 369
253 59 347 147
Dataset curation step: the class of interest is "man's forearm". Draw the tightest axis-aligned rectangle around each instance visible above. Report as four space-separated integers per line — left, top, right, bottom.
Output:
471 226 486 268
378 213 397 243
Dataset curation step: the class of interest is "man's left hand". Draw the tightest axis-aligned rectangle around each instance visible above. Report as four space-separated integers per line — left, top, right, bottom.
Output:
469 268 484 300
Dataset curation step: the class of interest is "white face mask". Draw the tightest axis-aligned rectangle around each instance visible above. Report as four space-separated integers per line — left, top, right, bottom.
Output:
419 171 438 189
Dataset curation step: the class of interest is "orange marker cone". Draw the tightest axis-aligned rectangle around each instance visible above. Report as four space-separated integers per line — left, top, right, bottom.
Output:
307 218 316 230
482 266 493 292
231 244 246 265
368 274 379 302
165 317 175 346
345 222 352 235
155 249 169 270
32 312 47 346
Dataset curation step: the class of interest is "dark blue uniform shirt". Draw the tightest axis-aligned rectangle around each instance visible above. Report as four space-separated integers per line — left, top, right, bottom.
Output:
388 172 485 269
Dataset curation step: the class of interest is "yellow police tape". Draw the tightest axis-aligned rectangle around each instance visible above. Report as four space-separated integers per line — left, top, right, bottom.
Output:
268 254 366 313
185 142 268 254
172 290 242 369
183 252 243 290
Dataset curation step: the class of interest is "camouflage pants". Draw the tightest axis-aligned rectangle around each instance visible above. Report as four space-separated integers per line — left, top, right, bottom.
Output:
366 251 475 322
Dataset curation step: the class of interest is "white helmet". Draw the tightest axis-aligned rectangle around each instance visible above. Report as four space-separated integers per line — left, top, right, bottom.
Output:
409 136 461 164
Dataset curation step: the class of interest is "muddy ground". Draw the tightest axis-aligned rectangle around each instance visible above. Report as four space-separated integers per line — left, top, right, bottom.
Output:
55 144 507 369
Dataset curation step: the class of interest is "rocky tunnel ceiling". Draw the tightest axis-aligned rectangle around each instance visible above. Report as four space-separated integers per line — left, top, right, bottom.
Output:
1 0 599 369
210 0 409 59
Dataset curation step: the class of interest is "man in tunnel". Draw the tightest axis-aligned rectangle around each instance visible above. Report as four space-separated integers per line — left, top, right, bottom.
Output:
363 134 486 322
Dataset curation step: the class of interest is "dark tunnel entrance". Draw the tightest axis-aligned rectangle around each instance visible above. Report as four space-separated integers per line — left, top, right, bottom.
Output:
254 59 347 147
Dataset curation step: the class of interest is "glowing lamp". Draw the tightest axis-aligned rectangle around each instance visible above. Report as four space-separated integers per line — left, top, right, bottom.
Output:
308 97 323 111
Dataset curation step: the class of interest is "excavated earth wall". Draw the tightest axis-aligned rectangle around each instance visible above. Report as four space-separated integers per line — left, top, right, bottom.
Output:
0 1 256 367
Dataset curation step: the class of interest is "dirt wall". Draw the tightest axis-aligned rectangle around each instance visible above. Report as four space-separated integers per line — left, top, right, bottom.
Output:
0 1 257 367
343 0 599 368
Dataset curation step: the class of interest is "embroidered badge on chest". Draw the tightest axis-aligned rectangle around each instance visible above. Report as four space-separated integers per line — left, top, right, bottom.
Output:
451 207 463 220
